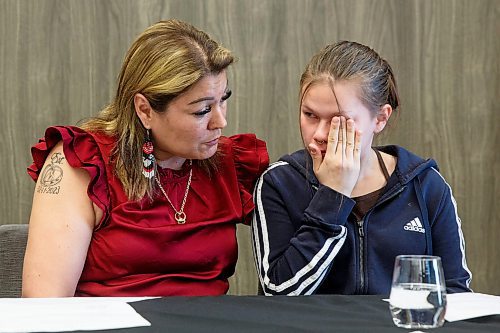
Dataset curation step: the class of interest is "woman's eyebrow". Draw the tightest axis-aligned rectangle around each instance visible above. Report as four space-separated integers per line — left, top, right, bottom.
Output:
188 96 215 105
188 81 229 105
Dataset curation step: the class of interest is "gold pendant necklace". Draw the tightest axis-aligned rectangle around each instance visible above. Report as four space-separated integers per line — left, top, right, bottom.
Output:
154 160 193 224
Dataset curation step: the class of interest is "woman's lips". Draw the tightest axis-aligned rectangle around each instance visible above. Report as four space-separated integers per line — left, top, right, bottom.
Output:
205 137 220 146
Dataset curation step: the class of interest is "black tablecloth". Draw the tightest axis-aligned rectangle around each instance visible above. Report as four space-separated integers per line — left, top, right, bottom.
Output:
87 295 500 333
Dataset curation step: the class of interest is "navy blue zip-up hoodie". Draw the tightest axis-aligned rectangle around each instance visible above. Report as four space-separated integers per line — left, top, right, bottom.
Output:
252 145 472 295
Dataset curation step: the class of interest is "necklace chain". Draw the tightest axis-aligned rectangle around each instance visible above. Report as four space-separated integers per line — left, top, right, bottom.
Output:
154 160 193 224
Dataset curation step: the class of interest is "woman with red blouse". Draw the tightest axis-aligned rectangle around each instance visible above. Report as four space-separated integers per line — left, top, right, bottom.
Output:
23 19 269 297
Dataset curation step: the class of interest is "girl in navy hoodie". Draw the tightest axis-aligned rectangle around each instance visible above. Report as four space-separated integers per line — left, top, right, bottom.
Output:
252 41 472 295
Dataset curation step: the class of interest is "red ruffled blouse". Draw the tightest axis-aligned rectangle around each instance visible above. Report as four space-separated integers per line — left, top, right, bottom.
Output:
28 126 269 296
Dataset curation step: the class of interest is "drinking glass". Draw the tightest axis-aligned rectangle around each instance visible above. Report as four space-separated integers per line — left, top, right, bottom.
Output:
389 255 447 329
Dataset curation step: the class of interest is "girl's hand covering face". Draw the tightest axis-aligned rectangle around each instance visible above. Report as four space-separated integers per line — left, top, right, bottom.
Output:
308 116 362 197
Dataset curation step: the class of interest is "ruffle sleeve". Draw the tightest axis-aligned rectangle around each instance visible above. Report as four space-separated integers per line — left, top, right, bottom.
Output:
229 134 269 224
27 126 110 228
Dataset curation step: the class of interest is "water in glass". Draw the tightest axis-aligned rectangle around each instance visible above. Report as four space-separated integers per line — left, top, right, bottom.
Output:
390 282 446 329
389 255 447 329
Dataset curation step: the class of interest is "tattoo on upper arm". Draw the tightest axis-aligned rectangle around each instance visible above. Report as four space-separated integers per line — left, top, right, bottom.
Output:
36 152 66 195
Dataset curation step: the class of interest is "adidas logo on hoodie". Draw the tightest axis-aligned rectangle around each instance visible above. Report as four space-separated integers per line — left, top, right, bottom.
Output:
403 217 425 233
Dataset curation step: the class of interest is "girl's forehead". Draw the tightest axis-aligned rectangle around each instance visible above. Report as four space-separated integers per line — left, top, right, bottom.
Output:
301 81 366 119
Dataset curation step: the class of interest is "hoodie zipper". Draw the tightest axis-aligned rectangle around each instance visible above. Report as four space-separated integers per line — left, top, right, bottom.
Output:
357 219 365 291
356 185 406 294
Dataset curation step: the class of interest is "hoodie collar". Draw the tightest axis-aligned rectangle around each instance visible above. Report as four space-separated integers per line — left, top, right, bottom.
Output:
377 145 437 186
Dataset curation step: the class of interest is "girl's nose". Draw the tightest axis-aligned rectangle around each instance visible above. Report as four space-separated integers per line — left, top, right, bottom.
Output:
312 121 330 145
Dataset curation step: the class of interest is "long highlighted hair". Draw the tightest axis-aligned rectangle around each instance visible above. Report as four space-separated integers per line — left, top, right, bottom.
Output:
81 20 234 200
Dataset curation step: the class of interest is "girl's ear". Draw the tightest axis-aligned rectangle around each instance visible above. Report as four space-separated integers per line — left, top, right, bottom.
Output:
374 104 393 133
134 93 153 129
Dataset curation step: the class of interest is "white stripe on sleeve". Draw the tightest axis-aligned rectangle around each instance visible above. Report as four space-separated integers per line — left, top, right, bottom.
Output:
431 167 473 287
253 161 347 295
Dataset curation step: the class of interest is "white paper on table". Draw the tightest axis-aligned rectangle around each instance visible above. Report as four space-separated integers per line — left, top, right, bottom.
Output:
383 292 500 322
445 292 500 322
0 297 154 333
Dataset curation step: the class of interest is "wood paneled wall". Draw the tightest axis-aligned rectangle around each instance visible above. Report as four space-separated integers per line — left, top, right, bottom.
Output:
1 0 498 295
